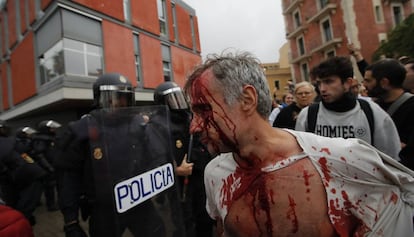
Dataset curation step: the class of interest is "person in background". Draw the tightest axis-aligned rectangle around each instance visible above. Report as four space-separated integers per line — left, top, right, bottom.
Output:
184 51 414 237
32 120 62 212
363 58 414 170
295 56 400 159
350 78 372 101
273 81 316 129
402 58 414 93
268 92 294 125
347 42 369 76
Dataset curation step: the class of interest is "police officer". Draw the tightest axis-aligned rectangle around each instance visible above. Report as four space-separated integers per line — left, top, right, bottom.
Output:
3 125 46 225
153 82 214 237
32 120 62 211
56 73 184 237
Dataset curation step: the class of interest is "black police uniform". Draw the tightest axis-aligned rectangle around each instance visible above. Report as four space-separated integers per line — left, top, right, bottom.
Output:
153 82 214 237
1 128 46 225
55 73 184 237
32 121 61 211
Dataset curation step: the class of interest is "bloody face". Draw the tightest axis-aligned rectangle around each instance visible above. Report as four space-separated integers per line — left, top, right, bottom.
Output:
188 69 239 156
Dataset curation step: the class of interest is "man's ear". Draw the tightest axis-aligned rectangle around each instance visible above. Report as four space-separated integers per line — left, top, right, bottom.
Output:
241 85 257 113
344 77 354 91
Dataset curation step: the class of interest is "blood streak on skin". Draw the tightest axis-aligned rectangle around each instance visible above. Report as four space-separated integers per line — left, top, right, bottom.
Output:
286 195 299 233
303 170 314 194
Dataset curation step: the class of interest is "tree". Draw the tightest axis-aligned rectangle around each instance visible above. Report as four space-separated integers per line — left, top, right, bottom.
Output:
372 13 414 61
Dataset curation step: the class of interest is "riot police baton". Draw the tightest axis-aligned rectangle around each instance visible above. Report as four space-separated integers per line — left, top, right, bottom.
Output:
182 134 194 202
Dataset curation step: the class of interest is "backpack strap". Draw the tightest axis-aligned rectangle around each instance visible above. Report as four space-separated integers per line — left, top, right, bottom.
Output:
357 99 374 145
387 92 413 116
306 103 319 132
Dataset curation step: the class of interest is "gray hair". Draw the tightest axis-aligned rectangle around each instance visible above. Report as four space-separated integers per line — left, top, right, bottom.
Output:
184 51 271 118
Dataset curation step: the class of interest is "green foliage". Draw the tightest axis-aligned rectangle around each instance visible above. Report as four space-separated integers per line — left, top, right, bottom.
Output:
372 13 414 61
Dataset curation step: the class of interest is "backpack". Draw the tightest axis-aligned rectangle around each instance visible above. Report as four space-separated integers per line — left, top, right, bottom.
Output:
306 99 374 144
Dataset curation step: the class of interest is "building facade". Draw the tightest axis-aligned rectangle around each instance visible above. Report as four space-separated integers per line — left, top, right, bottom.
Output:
0 0 201 128
282 0 414 82
263 42 293 102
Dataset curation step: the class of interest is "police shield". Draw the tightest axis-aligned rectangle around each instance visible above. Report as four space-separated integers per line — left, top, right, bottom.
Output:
87 105 186 237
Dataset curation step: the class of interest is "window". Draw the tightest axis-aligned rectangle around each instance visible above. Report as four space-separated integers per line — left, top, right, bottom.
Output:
39 38 103 83
133 33 143 86
301 63 309 82
319 0 328 9
157 0 167 36
293 10 301 28
172 3 178 42
297 36 305 56
391 3 404 26
274 80 280 90
321 18 332 42
123 0 131 23
373 1 384 23
161 44 172 81
36 9 103 84
326 50 335 58
190 15 196 50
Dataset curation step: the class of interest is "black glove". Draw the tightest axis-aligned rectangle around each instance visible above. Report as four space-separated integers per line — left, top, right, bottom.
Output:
64 222 87 237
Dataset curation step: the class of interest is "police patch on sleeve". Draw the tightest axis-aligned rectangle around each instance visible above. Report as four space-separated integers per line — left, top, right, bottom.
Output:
114 163 175 213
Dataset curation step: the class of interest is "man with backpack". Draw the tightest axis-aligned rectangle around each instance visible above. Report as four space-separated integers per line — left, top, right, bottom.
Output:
364 58 414 169
295 56 400 159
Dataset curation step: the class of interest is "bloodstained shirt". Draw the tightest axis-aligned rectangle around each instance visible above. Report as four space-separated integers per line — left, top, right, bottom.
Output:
204 129 414 236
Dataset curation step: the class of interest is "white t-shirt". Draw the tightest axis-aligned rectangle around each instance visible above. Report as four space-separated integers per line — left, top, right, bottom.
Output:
295 100 401 159
205 130 414 236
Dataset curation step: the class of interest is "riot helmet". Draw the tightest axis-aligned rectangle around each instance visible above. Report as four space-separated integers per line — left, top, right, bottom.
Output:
37 120 62 135
154 82 188 110
15 126 37 139
0 120 10 137
15 126 37 153
93 73 135 109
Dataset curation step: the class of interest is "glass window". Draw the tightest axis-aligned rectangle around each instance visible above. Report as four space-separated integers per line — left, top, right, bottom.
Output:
301 63 309 81
157 0 167 36
39 41 64 84
319 0 328 9
133 34 143 86
172 3 178 42
63 38 102 77
293 11 301 28
322 19 332 42
162 45 172 81
297 37 305 56
392 5 403 25
123 0 131 23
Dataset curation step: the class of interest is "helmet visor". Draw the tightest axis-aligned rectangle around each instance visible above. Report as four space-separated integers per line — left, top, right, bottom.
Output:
99 85 135 109
163 87 188 110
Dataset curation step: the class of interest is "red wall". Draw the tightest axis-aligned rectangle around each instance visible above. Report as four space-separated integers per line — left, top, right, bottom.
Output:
1 62 8 110
73 0 124 21
10 33 36 104
176 4 193 49
6 0 17 48
171 46 201 87
102 20 136 87
131 0 159 35
139 34 164 89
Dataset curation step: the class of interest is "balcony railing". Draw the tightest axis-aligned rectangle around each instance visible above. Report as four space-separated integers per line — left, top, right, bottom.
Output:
283 0 304 14
310 38 343 54
306 3 337 23
286 24 308 39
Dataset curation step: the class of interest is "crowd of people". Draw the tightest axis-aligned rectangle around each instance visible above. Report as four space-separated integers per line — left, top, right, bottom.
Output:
1 47 414 237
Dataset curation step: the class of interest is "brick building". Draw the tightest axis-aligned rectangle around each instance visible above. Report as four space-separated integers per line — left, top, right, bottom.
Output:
282 0 414 82
0 0 201 128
